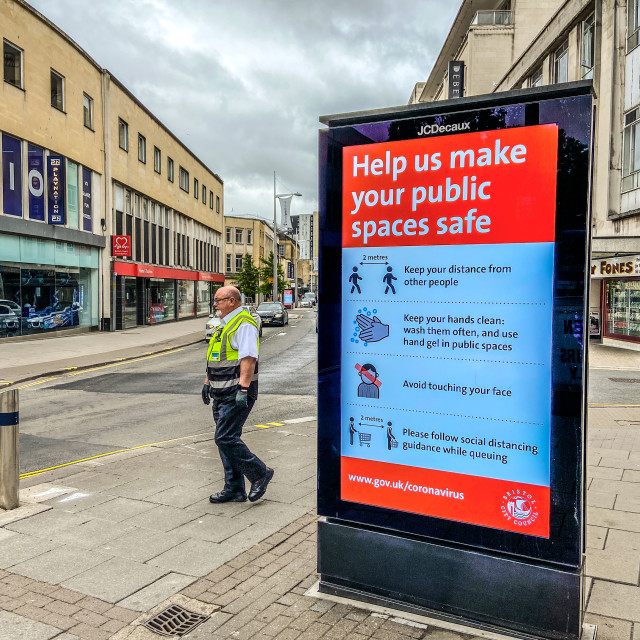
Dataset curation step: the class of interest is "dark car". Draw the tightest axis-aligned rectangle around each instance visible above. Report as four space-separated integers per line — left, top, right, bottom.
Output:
256 302 288 327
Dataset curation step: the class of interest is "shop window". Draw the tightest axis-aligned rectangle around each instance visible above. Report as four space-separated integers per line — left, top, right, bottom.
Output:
629 0 640 51
50 69 65 111
154 146 161 173
167 157 174 182
138 134 146 163
179 166 189 192
623 108 640 192
581 15 595 79
235 229 243 244
553 41 568 84
83 93 94 129
605 278 640 340
529 66 543 88
3 40 22 88
119 118 129 151
194 178 199 199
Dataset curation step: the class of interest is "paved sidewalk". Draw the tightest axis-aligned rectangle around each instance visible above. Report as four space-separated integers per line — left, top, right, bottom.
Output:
0 333 639 638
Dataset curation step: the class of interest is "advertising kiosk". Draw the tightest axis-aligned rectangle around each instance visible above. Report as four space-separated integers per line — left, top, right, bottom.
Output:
317 83 592 640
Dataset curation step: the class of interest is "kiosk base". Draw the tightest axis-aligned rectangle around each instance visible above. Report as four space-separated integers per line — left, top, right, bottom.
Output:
318 519 584 640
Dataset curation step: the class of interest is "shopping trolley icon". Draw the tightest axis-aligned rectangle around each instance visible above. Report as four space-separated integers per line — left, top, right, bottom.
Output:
359 432 372 447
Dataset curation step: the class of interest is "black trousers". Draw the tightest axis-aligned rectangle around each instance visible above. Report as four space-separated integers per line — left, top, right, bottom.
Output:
212 393 266 493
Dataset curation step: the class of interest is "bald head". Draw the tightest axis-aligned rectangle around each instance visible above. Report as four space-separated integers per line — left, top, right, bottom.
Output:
213 286 242 317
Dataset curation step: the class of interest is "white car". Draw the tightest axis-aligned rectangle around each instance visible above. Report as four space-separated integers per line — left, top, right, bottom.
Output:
205 305 263 341
300 298 312 308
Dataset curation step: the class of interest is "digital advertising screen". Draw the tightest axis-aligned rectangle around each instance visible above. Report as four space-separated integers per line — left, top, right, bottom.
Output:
318 85 592 567
341 125 556 537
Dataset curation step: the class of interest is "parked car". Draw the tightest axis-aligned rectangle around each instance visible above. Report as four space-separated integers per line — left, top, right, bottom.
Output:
300 298 312 308
205 305 263 341
256 302 288 327
303 292 316 306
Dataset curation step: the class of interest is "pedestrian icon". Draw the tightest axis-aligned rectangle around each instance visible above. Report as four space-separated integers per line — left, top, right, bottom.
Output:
349 266 362 294
383 266 397 295
349 417 358 445
386 422 397 450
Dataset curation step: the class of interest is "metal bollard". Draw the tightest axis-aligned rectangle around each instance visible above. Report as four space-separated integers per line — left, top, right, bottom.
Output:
0 389 19 510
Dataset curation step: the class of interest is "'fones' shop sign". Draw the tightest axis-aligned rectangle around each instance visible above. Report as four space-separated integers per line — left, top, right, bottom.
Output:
591 255 640 277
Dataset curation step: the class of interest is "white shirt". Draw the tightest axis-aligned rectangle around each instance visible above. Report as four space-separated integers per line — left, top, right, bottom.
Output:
220 306 259 359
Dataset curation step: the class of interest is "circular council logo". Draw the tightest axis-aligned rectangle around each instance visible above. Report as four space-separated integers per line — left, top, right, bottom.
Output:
500 488 539 527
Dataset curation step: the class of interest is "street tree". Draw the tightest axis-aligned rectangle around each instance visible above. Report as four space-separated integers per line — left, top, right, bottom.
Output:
234 254 260 300
259 251 287 298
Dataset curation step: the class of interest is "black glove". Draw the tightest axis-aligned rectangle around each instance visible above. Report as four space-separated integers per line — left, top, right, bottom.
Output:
202 383 211 405
235 389 248 409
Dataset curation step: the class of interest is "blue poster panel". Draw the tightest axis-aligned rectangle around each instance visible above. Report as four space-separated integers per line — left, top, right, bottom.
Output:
2 134 22 217
82 167 92 232
47 155 65 225
28 144 45 221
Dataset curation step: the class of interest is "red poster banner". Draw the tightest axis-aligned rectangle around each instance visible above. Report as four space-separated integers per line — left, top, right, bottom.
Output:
343 124 558 249
112 235 131 257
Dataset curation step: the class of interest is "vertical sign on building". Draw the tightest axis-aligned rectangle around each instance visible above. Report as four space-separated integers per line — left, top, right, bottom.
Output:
448 61 465 99
82 167 92 232
47 155 65 225
67 160 79 229
27 144 45 221
2 134 22 217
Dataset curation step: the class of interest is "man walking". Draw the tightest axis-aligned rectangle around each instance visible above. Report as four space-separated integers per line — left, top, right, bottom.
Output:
202 286 273 503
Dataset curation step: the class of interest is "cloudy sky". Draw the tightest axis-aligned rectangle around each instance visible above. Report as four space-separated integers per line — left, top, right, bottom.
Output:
29 0 458 221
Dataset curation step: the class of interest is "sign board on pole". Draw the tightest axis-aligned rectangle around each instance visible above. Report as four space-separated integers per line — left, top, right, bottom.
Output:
283 289 293 308
47 155 65 225
318 83 592 640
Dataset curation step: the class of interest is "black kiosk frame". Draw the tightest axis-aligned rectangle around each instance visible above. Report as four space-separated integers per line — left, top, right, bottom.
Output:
317 82 593 640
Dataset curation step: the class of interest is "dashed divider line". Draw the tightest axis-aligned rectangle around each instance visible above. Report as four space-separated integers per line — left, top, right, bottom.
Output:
346 402 543 426
347 352 545 366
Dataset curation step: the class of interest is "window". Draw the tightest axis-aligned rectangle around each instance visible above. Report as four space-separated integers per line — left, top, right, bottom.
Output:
236 254 243 271
154 146 161 173
119 119 129 151
581 14 595 79
553 41 569 84
226 254 232 272
247 229 253 244
194 178 199 199
167 157 174 182
623 108 640 192
138 134 146 163
179 166 189 192
3 40 22 88
50 69 65 111
629 0 640 51
235 229 243 243
529 66 543 88
202 186 207 204
210 191 214 209
216 195 220 213
225 227 232 243
83 94 93 129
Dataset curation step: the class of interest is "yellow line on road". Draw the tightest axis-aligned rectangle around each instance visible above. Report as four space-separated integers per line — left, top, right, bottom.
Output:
14 377 60 390
19 430 212 480
255 424 271 429
65 349 184 377
268 422 284 426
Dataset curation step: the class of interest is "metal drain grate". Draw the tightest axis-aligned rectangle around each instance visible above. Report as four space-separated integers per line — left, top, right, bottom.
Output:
143 604 209 637
608 377 640 383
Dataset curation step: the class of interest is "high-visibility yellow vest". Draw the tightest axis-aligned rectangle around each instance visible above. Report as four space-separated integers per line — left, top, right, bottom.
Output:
206 309 259 396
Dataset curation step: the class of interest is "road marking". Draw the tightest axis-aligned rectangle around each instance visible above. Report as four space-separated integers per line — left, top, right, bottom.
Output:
15 377 60 390
268 422 284 426
277 332 287 336
0 381 13 386
255 424 271 429
283 416 317 424
63 367 78 371
19 429 211 480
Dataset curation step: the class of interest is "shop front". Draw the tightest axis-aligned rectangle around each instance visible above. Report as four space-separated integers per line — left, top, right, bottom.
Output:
0 232 99 339
112 261 223 330
591 254 640 348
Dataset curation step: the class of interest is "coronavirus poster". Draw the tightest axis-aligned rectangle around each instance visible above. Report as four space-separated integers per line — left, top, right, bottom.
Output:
340 125 558 537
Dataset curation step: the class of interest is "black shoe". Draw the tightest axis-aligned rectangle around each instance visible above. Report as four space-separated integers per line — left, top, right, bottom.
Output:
209 490 247 503
248 468 274 502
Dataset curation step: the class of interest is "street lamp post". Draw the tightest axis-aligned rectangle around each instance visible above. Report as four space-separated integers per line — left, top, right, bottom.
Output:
273 172 301 302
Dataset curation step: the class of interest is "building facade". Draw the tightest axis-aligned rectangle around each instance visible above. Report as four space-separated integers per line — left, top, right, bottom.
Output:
0 0 224 339
410 0 640 349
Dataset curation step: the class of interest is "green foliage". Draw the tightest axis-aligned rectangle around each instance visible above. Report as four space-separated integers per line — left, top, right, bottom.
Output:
258 251 287 297
234 254 260 298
